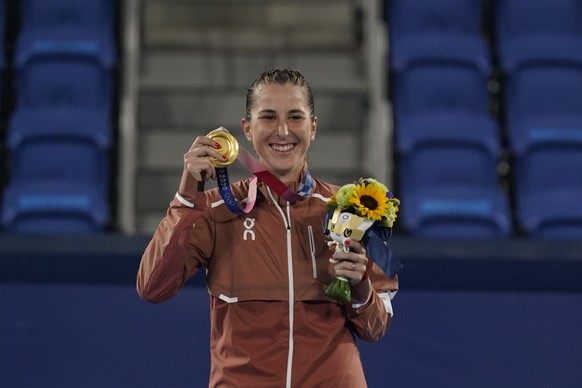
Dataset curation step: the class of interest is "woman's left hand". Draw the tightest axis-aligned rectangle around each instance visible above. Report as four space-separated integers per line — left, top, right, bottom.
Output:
329 239 368 286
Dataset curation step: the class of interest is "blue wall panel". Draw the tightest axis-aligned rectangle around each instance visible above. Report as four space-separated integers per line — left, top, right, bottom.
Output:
0 284 210 388
2 283 581 388
1 235 582 387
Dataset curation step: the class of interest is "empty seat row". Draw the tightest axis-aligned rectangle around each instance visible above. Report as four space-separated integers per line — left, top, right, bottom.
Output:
1 0 117 234
495 0 582 239
387 0 582 239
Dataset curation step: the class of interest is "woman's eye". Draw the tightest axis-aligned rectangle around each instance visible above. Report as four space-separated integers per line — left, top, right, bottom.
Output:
289 115 303 121
260 115 276 121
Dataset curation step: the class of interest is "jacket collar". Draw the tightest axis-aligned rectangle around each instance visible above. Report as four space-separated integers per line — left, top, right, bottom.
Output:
256 163 313 205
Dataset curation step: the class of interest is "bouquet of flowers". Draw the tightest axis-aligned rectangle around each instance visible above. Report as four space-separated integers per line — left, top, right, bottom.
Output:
324 178 401 302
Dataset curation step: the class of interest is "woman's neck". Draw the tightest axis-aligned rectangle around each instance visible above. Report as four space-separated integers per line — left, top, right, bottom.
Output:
275 163 305 187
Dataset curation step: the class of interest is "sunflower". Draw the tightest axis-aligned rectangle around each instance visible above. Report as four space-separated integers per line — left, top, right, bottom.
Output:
348 180 390 221
326 177 400 226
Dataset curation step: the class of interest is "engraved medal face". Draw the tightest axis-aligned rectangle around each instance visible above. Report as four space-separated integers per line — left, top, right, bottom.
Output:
206 128 239 167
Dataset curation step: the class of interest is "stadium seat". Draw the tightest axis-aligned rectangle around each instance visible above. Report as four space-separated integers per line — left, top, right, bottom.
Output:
396 113 502 191
392 63 493 138
501 61 582 239
2 0 117 235
14 0 117 112
392 64 503 219
6 107 111 187
387 1 505 239
503 63 582 154
15 0 116 71
400 185 513 238
14 47 113 112
494 0 582 72
505 72 582 238
492 0 582 238
15 26 116 72
513 143 582 238
19 0 115 30
387 0 490 74
517 186 582 239
396 119 509 238
0 181 110 234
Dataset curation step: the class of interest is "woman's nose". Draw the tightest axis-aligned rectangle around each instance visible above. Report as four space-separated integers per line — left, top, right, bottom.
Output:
276 122 289 137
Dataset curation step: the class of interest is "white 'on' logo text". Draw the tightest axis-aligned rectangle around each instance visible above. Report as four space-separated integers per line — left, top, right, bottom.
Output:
243 218 256 240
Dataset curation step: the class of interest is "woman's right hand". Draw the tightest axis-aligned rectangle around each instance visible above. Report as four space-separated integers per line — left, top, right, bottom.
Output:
178 136 226 197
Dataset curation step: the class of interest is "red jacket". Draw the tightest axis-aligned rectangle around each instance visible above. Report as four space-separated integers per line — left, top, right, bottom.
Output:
137 171 398 387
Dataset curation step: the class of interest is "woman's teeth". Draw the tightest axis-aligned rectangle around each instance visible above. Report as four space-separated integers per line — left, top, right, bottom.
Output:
272 144 294 152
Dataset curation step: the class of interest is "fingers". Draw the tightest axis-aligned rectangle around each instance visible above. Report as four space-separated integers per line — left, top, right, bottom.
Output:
329 239 368 285
184 136 226 181
328 239 365 254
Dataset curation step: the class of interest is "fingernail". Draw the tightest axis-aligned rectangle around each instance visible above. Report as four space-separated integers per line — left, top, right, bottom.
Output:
215 142 222 149
223 155 228 160
344 240 350 245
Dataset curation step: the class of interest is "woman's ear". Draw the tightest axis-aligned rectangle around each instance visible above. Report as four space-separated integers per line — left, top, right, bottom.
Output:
241 118 252 141
310 116 318 141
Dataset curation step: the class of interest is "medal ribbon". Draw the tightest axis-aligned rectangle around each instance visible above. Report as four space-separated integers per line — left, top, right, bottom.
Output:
216 141 314 214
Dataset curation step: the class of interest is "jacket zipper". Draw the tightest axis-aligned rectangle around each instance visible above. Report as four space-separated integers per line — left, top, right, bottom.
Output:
268 188 295 388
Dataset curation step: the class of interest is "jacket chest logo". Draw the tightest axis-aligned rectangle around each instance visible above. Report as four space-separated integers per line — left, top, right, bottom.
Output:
243 217 256 241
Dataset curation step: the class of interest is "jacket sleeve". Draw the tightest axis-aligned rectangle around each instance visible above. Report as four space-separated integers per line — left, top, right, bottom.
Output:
344 262 399 342
136 193 212 303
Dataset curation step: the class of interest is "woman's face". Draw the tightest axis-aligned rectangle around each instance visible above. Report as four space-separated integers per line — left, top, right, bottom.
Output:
242 83 317 183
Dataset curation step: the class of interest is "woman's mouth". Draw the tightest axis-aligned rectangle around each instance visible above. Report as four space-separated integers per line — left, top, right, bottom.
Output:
271 144 296 152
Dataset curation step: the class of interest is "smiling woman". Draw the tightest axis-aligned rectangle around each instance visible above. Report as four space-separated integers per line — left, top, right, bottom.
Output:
136 68 399 387
242 82 316 186
242 70 318 187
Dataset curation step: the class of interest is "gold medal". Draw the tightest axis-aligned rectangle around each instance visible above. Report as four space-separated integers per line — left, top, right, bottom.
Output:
206 127 239 167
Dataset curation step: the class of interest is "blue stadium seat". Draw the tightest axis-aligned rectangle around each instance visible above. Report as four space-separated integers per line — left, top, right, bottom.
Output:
20 0 115 31
15 26 116 73
387 0 490 74
518 189 582 240
387 1 505 239
393 65 503 228
494 0 582 238
15 47 114 112
7 107 111 188
400 185 513 238
397 113 502 191
396 119 509 238
2 0 117 235
501 61 582 238
514 145 582 238
517 186 582 239
494 0 582 72
14 0 117 112
504 63 582 154
16 0 116 68
392 64 493 138
1 181 110 234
